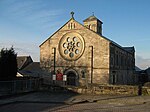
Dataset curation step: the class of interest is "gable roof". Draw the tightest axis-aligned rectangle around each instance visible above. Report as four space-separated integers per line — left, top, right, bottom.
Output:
17 56 33 70
39 15 134 54
19 62 42 77
135 66 141 71
83 15 103 24
39 17 106 47
22 62 40 71
123 47 135 53
146 67 150 74
39 18 74 47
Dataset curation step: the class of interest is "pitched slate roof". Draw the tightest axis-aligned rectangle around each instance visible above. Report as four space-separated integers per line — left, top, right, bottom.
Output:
17 56 33 70
123 47 135 53
83 15 103 23
146 67 150 74
22 62 40 71
135 66 141 71
19 62 42 77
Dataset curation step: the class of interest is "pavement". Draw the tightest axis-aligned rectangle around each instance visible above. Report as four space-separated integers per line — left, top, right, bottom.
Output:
0 90 150 112
0 91 139 105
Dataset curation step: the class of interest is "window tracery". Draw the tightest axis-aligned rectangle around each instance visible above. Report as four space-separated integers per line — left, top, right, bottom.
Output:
59 32 84 61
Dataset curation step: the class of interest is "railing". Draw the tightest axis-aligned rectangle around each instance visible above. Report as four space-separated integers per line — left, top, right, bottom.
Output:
0 79 40 96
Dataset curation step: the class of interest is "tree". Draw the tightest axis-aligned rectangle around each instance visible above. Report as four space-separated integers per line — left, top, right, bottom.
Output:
0 47 17 80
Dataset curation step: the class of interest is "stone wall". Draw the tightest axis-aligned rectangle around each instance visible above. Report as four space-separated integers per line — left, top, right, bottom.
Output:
40 17 135 86
40 18 110 86
109 43 135 85
67 84 150 95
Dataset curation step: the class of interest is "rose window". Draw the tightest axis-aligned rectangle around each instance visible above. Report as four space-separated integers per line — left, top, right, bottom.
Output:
59 32 84 61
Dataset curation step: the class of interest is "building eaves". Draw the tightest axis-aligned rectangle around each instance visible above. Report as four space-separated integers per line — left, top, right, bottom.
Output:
123 47 135 52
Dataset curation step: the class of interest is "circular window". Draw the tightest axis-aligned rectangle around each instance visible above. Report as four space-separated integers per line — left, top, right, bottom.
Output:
59 32 85 61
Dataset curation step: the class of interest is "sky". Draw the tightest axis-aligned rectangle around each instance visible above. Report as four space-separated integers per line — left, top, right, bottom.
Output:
0 0 150 70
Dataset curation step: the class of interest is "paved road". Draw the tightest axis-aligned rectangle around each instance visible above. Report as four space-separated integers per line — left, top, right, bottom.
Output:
0 91 150 112
48 101 150 112
0 101 150 112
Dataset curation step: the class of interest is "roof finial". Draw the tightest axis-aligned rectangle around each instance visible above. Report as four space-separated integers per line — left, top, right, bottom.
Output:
92 12 94 16
70 11 74 19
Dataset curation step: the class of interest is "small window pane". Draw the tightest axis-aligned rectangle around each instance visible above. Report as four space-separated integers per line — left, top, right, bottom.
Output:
69 52 74 58
77 42 80 47
73 37 77 42
67 37 70 42
64 50 68 54
75 49 79 54
63 43 67 48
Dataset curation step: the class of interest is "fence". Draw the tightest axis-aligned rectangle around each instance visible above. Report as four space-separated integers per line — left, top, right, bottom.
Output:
0 79 40 96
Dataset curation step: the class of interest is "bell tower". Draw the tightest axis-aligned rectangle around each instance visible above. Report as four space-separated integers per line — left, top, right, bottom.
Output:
83 14 103 35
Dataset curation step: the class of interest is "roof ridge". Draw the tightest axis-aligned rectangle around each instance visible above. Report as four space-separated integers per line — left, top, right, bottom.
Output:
83 15 103 23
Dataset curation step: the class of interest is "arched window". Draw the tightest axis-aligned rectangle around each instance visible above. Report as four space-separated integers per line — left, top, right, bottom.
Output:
71 23 73 29
68 24 70 29
89 25 91 29
73 23 75 29
92 24 96 31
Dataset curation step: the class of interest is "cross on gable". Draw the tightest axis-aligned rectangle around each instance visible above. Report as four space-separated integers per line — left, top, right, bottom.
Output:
70 11 74 19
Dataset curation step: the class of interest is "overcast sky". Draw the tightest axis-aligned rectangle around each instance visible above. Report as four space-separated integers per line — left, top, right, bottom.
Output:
0 0 150 69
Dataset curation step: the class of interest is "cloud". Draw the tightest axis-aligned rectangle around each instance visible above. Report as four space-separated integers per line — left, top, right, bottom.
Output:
136 55 150 70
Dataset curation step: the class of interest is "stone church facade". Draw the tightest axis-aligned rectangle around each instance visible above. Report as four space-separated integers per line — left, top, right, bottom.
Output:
40 12 135 86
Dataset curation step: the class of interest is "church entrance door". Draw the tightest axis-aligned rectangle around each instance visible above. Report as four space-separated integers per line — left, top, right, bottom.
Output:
67 71 76 86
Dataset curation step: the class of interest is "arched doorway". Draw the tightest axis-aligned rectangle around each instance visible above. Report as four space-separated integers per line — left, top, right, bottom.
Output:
65 69 78 86
67 71 76 86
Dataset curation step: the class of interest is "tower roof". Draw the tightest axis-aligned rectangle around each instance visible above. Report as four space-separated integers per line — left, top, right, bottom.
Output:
83 15 103 23
123 47 135 53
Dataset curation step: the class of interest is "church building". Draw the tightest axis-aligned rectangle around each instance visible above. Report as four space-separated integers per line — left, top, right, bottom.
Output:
39 12 135 86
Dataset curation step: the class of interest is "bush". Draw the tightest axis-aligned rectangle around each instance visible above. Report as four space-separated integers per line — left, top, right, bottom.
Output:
0 47 17 80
